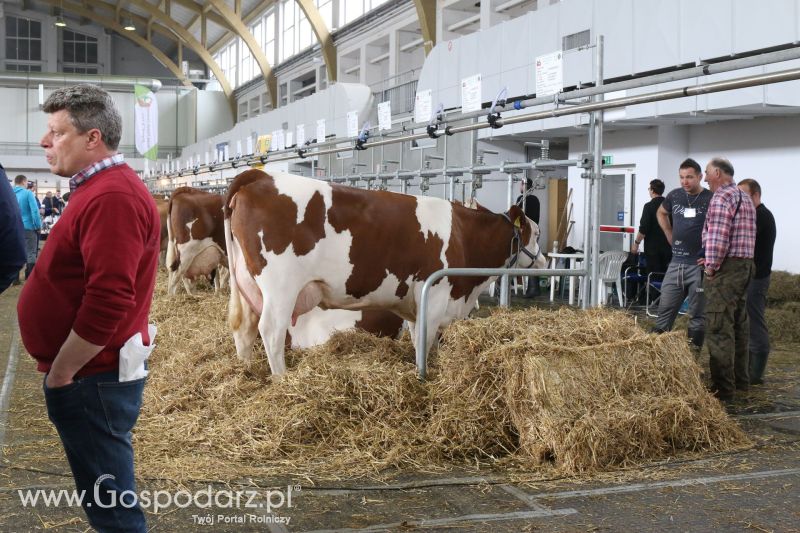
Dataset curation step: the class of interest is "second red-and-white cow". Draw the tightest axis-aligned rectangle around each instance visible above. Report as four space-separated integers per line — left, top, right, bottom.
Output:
166 187 228 295
224 169 546 375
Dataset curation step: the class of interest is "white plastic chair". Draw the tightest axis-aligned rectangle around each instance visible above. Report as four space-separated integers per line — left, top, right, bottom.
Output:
597 251 629 307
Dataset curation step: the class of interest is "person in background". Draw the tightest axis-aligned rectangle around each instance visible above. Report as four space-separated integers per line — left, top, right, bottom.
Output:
702 158 756 402
17 84 160 532
654 158 713 352
737 178 776 386
13 174 42 279
28 180 42 215
516 177 541 298
43 190 61 217
0 164 26 293
631 178 672 278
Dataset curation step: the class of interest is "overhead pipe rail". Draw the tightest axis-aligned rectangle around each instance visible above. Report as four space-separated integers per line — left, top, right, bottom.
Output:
147 60 800 185
146 43 800 185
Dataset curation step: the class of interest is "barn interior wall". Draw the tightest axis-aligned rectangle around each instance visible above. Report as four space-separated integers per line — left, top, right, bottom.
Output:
567 127 660 251
566 116 797 274
688 115 798 274
110 36 175 79
0 85 198 184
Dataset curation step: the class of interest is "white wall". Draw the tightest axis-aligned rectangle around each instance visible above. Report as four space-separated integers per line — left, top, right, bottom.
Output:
568 127 659 249
566 117 796 273
111 36 174 79
688 116 796 273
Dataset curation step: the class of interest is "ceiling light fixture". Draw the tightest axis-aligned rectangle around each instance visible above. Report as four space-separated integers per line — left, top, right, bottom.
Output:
123 17 136 31
54 0 66 27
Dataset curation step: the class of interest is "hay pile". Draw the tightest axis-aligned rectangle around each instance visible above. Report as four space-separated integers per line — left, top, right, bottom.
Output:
136 279 747 482
766 271 800 343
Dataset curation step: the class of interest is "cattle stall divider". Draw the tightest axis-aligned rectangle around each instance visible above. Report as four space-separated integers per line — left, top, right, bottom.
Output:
415 267 586 381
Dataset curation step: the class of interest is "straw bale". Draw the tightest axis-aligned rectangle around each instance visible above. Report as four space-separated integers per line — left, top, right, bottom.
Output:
767 271 800 304
137 276 748 482
427 308 744 473
766 302 800 343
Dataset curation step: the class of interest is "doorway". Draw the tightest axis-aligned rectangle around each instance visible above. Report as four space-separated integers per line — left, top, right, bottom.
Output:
598 168 635 252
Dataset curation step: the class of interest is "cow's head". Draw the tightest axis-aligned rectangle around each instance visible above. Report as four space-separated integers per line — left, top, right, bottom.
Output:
506 205 547 269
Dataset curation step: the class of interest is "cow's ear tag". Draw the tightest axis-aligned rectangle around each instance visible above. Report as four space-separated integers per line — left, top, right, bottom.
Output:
514 216 522 228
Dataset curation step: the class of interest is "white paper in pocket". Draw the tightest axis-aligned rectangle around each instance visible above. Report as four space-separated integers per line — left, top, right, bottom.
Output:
119 324 156 382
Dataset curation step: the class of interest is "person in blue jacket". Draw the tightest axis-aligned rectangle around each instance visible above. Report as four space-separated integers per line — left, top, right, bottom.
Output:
1 166 26 292
13 174 42 279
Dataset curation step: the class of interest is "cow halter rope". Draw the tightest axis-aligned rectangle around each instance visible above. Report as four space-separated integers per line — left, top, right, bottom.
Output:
501 212 537 269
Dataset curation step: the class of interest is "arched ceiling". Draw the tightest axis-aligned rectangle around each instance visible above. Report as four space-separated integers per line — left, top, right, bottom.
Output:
25 0 436 111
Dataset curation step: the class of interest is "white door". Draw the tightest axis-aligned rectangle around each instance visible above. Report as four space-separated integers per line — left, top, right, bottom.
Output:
598 169 635 252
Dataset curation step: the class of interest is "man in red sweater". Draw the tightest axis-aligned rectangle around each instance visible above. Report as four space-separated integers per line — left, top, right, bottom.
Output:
18 84 159 532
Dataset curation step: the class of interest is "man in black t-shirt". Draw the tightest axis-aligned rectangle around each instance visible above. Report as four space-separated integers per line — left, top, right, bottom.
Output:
738 179 776 385
631 178 672 276
653 158 713 351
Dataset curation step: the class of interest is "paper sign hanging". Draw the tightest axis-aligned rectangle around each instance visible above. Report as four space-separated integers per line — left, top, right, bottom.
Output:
347 111 359 138
414 89 432 124
535 50 563 97
461 74 482 113
378 101 392 131
316 119 326 144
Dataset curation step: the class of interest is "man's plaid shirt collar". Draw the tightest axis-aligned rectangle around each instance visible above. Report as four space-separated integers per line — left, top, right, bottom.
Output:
69 154 125 192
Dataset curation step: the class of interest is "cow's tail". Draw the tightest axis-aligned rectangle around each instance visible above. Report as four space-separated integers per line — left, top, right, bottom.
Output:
225 194 243 331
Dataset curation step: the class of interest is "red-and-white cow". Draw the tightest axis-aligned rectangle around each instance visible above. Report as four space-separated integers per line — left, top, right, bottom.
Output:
166 187 229 295
224 169 546 375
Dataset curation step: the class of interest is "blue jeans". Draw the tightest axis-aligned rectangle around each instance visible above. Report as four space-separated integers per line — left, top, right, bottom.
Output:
44 371 147 533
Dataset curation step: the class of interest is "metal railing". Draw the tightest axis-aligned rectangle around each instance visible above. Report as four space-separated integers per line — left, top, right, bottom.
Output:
0 142 179 160
415 267 587 380
375 79 418 116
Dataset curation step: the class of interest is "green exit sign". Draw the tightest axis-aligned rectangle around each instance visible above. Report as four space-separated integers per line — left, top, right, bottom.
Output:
602 155 613 165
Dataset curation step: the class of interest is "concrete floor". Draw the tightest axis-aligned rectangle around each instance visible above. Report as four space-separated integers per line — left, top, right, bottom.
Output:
1 283 799 532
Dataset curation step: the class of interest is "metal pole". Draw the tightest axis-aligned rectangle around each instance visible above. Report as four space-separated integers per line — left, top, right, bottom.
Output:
590 36 605 307
442 131 448 199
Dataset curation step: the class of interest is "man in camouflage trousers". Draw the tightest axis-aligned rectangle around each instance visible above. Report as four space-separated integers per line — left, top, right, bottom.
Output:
701 157 756 403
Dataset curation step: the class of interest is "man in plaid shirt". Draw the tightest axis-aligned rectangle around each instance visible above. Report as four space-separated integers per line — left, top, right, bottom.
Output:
702 157 756 402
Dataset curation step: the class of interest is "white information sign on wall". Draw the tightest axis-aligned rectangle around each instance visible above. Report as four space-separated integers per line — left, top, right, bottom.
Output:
246 136 253 155
285 131 294 148
316 119 326 144
236 140 242 157
378 101 392 131
275 130 285 151
414 89 432 124
461 74 482 113
347 111 359 138
296 124 306 147
535 50 563 97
